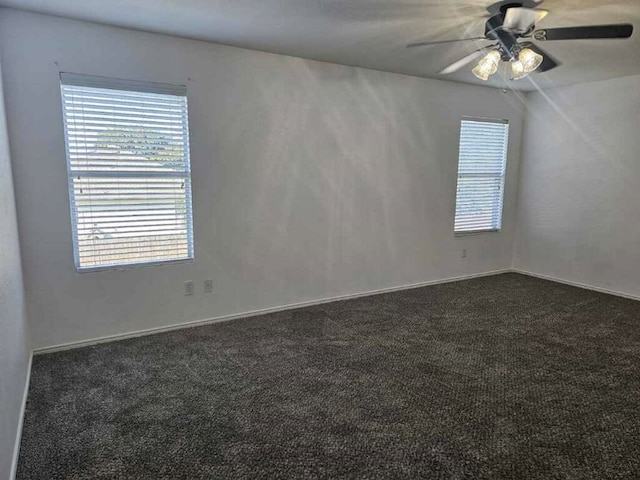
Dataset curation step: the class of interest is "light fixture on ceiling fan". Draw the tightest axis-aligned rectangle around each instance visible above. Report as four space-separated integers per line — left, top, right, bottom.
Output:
510 47 543 79
407 0 634 82
471 44 543 81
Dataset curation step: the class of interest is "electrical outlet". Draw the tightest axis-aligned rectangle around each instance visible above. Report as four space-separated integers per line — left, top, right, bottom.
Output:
184 280 194 296
461 249 467 259
204 279 213 293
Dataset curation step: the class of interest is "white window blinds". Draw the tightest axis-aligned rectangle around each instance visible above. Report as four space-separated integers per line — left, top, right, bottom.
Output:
454 118 509 234
60 73 194 271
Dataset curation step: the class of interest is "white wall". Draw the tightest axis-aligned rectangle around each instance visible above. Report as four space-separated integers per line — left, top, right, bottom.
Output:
0 55 31 479
514 74 640 298
0 8 524 350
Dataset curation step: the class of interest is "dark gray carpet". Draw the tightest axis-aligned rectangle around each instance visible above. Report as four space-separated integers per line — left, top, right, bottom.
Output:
17 273 640 479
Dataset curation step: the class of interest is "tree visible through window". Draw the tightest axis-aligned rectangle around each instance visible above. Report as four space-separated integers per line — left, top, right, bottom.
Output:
60 73 194 271
454 118 509 234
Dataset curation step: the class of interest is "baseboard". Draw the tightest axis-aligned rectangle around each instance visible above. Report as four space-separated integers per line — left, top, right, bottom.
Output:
10 352 32 480
512 269 640 302
33 269 510 355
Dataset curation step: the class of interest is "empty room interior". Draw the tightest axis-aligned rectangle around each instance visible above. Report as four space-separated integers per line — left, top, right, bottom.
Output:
1 0 640 478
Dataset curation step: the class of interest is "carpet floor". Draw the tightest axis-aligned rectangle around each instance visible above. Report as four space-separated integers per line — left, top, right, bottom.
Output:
17 273 640 479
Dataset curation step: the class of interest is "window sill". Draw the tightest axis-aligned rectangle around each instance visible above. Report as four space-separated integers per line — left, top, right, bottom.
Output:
75 257 194 274
454 229 500 237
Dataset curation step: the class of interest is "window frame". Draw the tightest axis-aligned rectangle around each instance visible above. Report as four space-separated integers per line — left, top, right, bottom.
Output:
60 73 195 273
453 116 509 236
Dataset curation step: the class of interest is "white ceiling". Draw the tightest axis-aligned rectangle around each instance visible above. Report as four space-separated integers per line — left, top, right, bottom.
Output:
1 0 639 91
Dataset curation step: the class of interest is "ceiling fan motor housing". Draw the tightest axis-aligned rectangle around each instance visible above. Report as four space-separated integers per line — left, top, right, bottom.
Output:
484 2 535 61
485 17 520 60
485 0 530 35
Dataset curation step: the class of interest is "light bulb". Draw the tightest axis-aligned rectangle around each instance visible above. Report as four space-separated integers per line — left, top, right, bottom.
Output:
472 50 501 81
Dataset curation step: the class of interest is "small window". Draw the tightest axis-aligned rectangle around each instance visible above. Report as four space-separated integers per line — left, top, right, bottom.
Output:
60 73 194 271
454 118 509 234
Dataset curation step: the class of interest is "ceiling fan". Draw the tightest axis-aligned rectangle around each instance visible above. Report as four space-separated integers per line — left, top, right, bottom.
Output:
407 0 634 81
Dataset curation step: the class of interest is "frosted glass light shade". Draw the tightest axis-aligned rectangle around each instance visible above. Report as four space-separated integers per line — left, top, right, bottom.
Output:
511 59 527 80
512 48 543 80
472 50 501 81
520 48 543 72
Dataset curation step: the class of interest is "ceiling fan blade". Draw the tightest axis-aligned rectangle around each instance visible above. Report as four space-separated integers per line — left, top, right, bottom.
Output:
524 43 560 72
407 37 487 48
439 48 489 75
503 7 548 34
533 24 633 41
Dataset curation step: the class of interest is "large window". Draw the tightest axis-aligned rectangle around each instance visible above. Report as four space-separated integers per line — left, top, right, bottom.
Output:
454 118 509 234
60 73 194 271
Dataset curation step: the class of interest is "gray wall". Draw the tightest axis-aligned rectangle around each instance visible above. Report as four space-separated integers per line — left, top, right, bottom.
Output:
514 74 640 298
0 55 31 480
0 8 525 350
